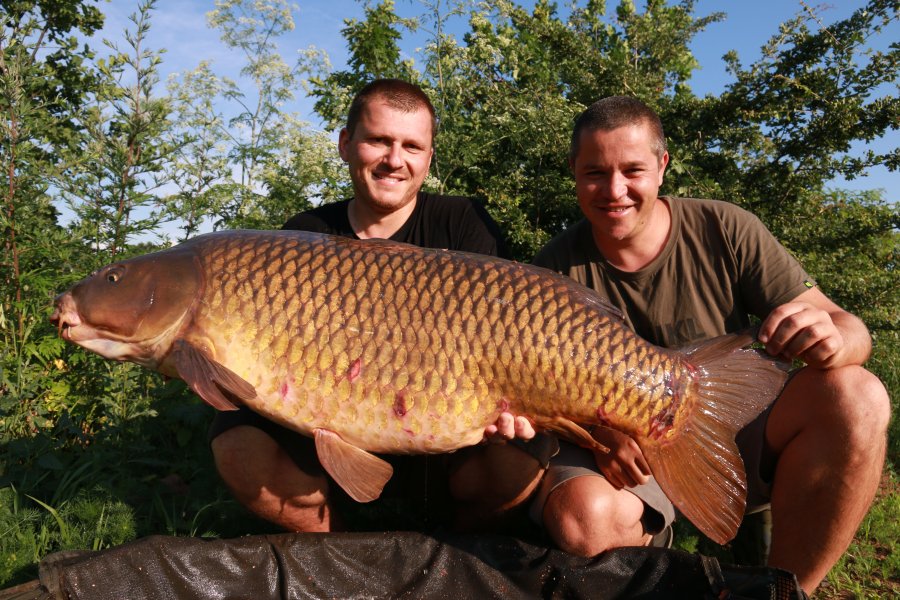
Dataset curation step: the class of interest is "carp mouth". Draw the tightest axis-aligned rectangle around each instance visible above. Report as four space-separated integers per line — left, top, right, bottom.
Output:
50 293 82 342
50 292 149 362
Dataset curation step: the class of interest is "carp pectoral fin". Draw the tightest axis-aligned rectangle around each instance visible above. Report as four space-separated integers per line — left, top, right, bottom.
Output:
314 428 393 503
530 416 611 454
171 340 257 411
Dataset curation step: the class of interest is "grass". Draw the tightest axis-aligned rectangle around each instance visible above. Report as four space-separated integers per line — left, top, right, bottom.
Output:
819 474 900 598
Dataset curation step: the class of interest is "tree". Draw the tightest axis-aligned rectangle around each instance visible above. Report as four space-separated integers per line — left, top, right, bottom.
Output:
260 117 348 225
162 61 233 241
203 0 308 228
420 0 723 258
1 0 103 336
663 0 899 212
310 0 420 132
162 0 337 231
59 0 173 262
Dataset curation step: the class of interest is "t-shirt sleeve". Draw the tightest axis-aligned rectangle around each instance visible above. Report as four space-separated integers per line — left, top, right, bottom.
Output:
281 201 353 236
726 206 815 318
531 223 585 277
532 239 566 272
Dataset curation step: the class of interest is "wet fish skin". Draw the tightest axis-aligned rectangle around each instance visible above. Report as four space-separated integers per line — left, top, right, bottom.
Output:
51 230 788 543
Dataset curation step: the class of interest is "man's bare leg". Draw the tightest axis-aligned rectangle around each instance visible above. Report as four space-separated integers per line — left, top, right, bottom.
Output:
542 475 651 555
448 442 544 531
765 366 889 593
212 425 341 532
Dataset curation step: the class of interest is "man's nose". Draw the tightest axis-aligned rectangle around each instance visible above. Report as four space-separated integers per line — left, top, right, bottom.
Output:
602 172 627 200
383 143 404 168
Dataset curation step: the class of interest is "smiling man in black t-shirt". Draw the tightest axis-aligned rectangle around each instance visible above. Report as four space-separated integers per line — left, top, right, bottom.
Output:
209 79 528 533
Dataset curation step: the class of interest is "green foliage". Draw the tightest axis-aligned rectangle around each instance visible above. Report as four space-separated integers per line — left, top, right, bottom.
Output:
162 61 233 240
399 0 727 258
0 371 269 586
310 0 421 131
59 0 174 260
260 118 350 224
198 0 327 229
0 0 897 596
157 0 337 231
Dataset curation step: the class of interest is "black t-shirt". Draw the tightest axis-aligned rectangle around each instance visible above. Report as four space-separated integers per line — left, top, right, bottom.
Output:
282 192 509 258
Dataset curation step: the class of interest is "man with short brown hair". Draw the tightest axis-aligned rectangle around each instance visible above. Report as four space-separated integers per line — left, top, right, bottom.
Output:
210 79 513 532
527 95 890 594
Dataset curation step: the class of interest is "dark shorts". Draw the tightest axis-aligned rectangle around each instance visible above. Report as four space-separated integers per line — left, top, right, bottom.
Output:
736 402 777 512
208 408 455 530
527 404 777 535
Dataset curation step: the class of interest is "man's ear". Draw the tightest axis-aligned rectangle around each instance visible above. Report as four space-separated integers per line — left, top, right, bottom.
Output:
658 151 670 185
338 128 349 161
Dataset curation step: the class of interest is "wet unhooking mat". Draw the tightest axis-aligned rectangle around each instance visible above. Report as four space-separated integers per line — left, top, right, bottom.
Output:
0 531 807 600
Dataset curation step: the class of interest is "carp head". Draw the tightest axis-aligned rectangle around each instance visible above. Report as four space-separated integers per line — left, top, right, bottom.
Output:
50 247 201 369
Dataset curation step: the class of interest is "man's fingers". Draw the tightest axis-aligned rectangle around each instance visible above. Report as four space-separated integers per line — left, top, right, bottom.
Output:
635 453 652 478
513 416 536 440
483 412 520 443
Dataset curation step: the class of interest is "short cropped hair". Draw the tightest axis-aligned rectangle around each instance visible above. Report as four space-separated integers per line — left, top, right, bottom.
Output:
345 79 437 143
569 96 667 163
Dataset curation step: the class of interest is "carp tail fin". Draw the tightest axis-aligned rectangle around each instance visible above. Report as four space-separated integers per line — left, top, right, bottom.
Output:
641 331 789 544
314 428 394 503
171 340 257 411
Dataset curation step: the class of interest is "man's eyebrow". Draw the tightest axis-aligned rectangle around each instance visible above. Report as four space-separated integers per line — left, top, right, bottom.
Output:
578 159 650 169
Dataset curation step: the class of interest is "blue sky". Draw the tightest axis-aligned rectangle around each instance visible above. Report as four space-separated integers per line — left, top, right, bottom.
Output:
94 0 897 198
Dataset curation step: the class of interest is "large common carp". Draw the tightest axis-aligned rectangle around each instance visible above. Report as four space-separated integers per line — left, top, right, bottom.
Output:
51 230 788 543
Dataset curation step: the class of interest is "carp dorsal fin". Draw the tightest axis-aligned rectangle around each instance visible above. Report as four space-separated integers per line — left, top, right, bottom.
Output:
171 339 256 411
314 428 393 503
530 416 611 454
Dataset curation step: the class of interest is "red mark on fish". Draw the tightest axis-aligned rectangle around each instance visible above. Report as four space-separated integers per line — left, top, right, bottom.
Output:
347 358 361 382
393 391 407 418
648 368 691 440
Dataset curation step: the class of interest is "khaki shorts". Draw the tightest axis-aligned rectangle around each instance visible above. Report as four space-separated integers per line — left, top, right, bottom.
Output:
527 403 777 535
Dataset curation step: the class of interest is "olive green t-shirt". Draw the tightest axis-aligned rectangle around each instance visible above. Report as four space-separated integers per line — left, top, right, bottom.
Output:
532 197 815 349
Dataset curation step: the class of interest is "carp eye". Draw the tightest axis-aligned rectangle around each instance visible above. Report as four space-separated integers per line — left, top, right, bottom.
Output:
105 269 123 284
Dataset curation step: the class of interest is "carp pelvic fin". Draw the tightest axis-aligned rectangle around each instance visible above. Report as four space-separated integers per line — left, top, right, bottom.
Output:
314 428 394 503
641 331 790 544
531 415 611 454
171 340 257 411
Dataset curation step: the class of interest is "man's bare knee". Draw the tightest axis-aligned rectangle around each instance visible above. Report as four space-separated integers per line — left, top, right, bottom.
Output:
211 426 333 531
211 426 281 497
770 366 890 452
543 477 647 556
